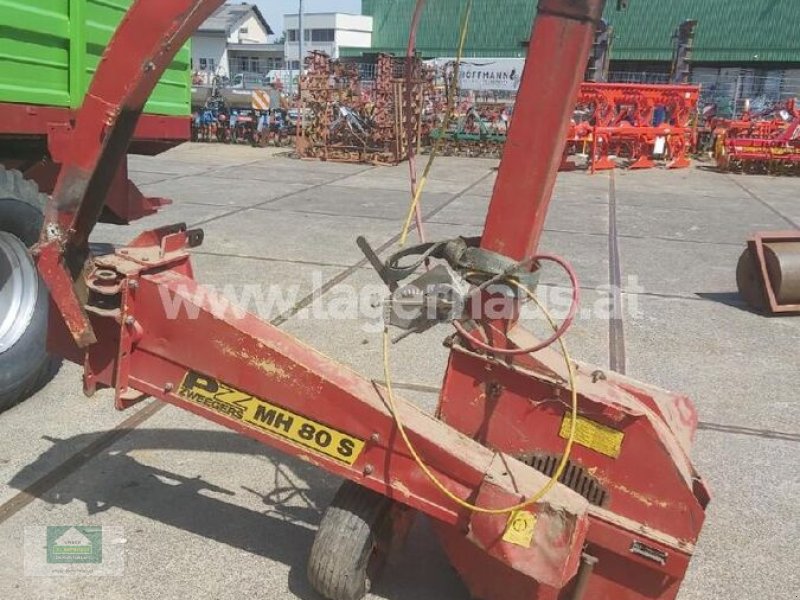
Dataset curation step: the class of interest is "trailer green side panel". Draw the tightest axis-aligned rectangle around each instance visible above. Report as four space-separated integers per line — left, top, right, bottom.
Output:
0 0 191 116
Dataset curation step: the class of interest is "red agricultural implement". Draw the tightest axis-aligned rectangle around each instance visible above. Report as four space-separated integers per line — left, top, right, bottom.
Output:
0 104 187 224
713 99 800 175
296 52 432 165
1 1 709 599
564 82 700 173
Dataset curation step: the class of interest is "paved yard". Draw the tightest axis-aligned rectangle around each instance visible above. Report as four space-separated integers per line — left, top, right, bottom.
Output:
0 143 797 599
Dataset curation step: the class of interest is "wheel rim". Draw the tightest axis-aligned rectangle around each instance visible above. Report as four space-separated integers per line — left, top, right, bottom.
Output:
0 231 38 354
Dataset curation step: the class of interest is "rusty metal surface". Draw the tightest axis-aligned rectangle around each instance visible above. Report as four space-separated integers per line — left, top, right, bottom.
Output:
45 223 591 589
763 241 800 304
738 232 800 313
737 246 768 311
31 0 709 598
297 52 432 165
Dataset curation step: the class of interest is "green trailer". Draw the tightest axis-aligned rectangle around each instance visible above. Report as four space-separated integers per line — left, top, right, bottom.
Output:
0 0 191 115
0 0 192 410
0 0 192 219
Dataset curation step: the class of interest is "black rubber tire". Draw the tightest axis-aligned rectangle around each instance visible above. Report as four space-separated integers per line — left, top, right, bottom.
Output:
0 166 59 412
307 481 395 600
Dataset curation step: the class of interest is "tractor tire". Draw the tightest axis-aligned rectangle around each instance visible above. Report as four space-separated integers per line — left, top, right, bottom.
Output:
307 481 397 600
0 167 59 412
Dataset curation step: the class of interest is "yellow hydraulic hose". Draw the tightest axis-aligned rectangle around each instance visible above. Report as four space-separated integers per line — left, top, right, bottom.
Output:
382 279 578 514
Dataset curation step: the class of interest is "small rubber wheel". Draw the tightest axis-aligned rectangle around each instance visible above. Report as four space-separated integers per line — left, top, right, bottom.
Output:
307 481 398 600
0 167 59 412
736 247 767 312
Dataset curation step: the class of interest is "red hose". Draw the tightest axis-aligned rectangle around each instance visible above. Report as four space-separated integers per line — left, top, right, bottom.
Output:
453 254 580 355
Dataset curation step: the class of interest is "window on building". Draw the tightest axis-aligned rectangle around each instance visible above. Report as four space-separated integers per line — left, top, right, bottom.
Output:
240 27 249 34
209 58 216 71
311 29 335 42
199 58 208 70
287 29 297 42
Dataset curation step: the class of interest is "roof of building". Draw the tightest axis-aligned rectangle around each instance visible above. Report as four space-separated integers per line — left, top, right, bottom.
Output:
605 0 800 63
362 0 534 58
228 43 284 53
199 3 274 36
284 13 365 18
358 0 800 63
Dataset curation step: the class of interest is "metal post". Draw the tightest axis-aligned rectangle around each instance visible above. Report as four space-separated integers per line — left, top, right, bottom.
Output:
481 0 604 260
298 0 304 85
732 72 742 120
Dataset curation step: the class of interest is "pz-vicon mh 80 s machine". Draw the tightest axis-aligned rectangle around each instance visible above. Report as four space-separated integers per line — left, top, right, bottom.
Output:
3 1 710 599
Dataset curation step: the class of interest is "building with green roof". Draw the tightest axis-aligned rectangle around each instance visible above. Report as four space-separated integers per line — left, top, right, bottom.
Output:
345 0 800 70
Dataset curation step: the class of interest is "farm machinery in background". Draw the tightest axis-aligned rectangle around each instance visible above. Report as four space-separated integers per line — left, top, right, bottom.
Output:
296 52 434 165
191 74 294 147
1 1 714 599
427 101 511 159
192 103 293 147
424 18 701 167
730 100 800 313
710 98 800 174
561 19 699 172
563 82 700 172
420 81 701 169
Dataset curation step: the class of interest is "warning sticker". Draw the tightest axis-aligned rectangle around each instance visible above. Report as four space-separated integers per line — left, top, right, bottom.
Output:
559 414 624 458
502 511 537 548
178 371 365 465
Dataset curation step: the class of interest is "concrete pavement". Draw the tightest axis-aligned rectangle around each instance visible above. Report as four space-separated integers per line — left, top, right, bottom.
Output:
0 143 797 600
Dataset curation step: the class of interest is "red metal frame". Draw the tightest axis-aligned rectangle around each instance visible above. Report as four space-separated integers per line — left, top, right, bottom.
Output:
746 231 800 313
564 82 700 172
706 99 800 172
0 101 189 144
0 101 188 166
29 1 708 598
0 101 187 222
712 99 800 172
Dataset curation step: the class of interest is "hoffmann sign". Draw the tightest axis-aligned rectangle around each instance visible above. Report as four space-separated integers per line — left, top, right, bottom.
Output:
430 59 527 92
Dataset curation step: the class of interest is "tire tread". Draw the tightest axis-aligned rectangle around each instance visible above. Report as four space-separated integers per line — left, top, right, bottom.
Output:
308 481 392 600
0 167 59 412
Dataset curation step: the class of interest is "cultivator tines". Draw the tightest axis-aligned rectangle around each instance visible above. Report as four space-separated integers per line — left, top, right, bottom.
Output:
370 53 400 163
564 82 700 172
296 52 432 165
713 99 800 175
424 87 512 160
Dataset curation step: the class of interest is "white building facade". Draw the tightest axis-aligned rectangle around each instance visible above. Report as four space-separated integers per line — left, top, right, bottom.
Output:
284 13 373 69
192 3 283 82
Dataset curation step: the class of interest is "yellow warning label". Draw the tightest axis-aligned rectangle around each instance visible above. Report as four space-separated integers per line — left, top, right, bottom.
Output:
502 511 537 548
178 371 365 465
560 414 624 458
